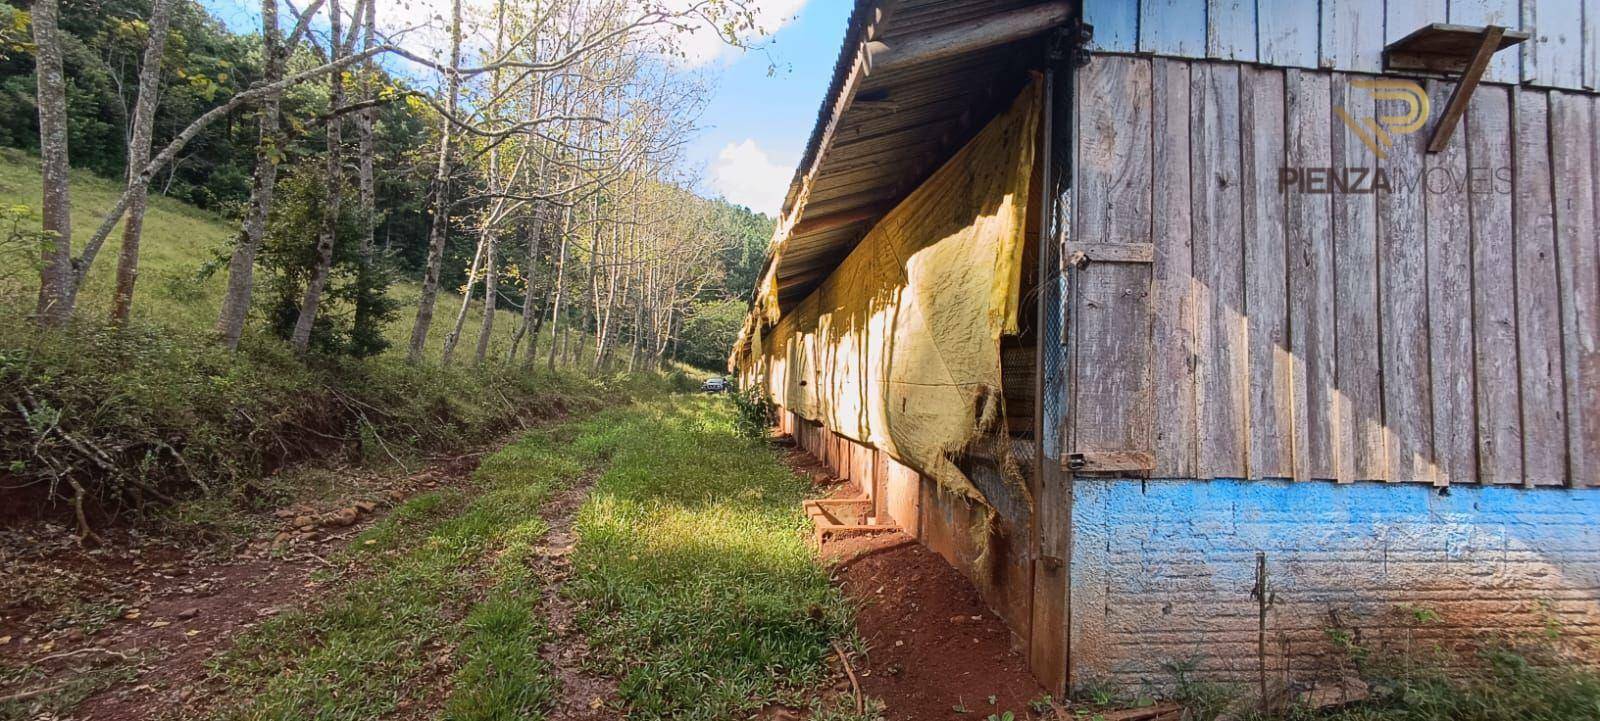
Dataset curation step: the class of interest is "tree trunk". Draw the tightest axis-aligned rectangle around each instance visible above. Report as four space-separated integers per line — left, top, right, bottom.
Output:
440 228 485 364
522 204 563 368
508 200 545 362
545 210 569 372
351 0 379 337
592 225 618 371
215 0 292 348
108 0 178 324
32 0 73 327
289 0 346 353
472 230 498 365
406 0 463 363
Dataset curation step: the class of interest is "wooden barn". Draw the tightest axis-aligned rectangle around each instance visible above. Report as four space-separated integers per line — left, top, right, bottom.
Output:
730 0 1600 696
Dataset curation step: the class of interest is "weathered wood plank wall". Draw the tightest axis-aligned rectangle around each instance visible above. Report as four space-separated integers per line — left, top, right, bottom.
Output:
1084 0 1600 92
1069 55 1600 487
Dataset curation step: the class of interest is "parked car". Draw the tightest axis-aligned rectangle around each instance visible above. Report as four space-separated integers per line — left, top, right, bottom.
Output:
700 377 728 393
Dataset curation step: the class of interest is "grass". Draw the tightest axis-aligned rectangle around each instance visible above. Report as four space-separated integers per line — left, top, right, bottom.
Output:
202 418 594 720
192 395 851 721
1076 631 1600 721
0 148 705 540
568 395 854 720
1284 637 1600 721
0 146 581 364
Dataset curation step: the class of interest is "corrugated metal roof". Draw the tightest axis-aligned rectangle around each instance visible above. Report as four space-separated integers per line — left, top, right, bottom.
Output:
756 0 1064 313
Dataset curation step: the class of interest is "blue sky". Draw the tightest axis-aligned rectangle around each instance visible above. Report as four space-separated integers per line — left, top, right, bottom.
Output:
689 0 849 216
197 0 850 217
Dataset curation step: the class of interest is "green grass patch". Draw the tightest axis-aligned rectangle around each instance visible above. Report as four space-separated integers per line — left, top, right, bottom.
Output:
1284 638 1600 721
203 418 610 721
567 395 854 720
198 396 840 721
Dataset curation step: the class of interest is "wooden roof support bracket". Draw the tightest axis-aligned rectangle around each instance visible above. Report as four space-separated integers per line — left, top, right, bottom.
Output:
863 1 1073 75
1426 25 1505 153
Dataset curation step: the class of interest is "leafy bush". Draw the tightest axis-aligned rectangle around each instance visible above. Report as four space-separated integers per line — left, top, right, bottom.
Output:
0 203 43 300
675 299 746 371
254 164 399 358
729 384 775 440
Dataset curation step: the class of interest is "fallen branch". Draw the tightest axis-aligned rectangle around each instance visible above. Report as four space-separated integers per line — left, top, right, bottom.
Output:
831 639 863 716
34 646 131 664
0 682 68 704
358 415 410 473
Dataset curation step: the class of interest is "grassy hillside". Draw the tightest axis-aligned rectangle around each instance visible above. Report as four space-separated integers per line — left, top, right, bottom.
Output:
0 149 695 537
0 148 530 363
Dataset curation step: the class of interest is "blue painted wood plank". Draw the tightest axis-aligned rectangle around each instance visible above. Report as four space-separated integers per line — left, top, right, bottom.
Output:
1085 0 1140 52
1522 0 1585 88
1140 0 1207 56
1387 0 1449 47
1259 0 1320 67
1586 0 1598 89
1448 0 1523 83
1207 0 1259 60
1321 0 1386 71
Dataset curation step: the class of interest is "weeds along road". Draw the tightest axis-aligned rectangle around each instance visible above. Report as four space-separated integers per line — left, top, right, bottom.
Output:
84 394 861 721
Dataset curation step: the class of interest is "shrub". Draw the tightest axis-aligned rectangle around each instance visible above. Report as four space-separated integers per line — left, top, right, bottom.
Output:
729 384 775 440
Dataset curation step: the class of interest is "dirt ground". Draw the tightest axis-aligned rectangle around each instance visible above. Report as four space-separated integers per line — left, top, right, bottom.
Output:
0 453 484 721
10 431 1054 721
529 469 618 721
780 447 1052 721
832 533 1048 719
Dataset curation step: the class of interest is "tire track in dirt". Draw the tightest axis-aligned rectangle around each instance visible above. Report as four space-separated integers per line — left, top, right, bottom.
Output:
530 469 617 721
0 453 487 721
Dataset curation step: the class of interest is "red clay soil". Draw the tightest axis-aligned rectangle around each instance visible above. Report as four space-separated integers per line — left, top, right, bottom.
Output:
0 452 485 721
829 532 1048 720
778 445 1047 720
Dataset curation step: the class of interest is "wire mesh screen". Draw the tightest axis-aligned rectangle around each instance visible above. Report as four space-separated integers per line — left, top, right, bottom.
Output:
1038 63 1073 462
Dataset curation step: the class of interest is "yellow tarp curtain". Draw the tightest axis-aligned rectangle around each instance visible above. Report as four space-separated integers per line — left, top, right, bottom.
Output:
754 79 1041 502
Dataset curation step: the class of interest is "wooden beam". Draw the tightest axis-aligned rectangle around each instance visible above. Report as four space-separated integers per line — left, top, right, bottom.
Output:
1068 447 1158 476
781 0 903 226
1428 26 1505 153
865 1 1072 75
1065 241 1155 264
1064 451 1156 475
790 203 891 236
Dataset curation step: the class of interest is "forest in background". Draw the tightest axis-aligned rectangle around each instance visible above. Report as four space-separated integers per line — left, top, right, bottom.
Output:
0 0 774 539
0 0 769 363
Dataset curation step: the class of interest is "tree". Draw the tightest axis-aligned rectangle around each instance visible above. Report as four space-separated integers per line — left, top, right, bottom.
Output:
30 0 72 327
677 298 745 371
289 0 353 353
18 0 769 363
214 0 302 348
108 0 177 323
405 0 463 363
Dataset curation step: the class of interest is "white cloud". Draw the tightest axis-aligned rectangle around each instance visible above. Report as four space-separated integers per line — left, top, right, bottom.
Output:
662 0 808 68
366 0 809 76
712 139 792 216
